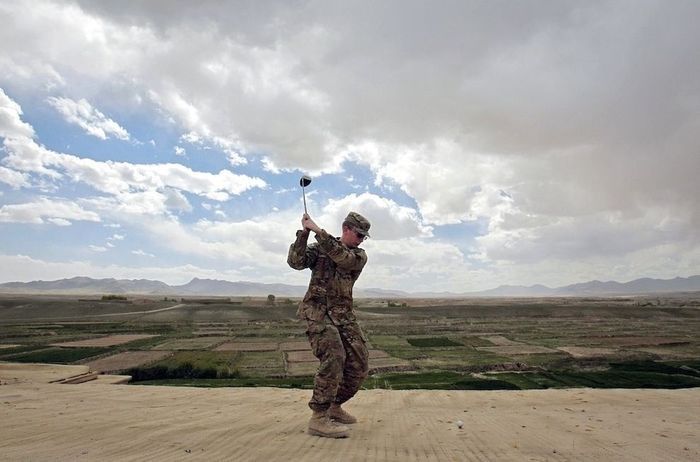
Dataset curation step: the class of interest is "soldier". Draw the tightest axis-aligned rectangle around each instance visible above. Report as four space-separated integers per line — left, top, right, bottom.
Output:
287 211 371 438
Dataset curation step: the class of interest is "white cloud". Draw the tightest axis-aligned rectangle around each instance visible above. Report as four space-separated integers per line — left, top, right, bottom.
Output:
174 146 186 156
163 188 192 213
0 166 29 188
0 56 65 91
47 96 130 141
1 91 267 215
67 205 310 278
3 135 266 202
179 131 246 166
341 140 512 225
88 245 107 252
358 237 465 289
79 191 432 288
131 249 155 257
46 217 71 226
0 87 35 139
317 192 431 240
0 197 101 225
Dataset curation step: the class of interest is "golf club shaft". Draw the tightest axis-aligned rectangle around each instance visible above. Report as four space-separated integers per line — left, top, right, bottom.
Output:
302 187 307 214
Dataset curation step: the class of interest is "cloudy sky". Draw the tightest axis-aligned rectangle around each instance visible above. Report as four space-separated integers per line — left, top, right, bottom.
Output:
1 0 698 292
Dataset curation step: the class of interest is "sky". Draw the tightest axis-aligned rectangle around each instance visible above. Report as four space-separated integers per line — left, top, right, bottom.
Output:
0 0 699 292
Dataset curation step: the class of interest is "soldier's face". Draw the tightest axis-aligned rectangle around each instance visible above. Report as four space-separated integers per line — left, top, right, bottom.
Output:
341 225 364 248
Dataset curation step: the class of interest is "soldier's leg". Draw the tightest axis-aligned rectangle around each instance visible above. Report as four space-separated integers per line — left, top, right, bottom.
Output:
334 322 369 405
306 319 346 411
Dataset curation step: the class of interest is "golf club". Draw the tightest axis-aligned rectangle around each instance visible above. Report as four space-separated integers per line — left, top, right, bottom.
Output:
300 175 312 214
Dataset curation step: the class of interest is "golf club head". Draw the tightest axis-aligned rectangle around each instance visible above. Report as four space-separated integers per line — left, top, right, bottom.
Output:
299 175 311 214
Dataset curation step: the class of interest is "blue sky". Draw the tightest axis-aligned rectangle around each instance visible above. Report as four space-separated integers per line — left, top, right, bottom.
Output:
1 1 699 291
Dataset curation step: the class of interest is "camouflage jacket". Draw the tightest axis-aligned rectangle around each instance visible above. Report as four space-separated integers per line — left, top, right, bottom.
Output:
287 229 367 325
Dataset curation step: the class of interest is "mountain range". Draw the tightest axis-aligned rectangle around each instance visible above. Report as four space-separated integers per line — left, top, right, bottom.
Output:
0 275 698 297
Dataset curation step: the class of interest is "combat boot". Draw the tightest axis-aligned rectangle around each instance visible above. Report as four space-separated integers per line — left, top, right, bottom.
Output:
308 410 350 438
329 404 357 424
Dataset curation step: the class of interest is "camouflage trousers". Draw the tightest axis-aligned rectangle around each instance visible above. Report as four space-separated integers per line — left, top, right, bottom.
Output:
305 316 369 412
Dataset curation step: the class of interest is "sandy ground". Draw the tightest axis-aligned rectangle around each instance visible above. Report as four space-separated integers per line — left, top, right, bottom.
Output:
1 364 699 461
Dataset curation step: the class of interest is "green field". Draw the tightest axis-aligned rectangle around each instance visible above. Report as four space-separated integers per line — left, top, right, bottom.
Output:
3 347 111 363
1 294 699 390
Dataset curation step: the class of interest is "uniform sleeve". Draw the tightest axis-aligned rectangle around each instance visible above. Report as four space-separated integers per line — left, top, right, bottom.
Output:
314 229 367 271
287 229 319 270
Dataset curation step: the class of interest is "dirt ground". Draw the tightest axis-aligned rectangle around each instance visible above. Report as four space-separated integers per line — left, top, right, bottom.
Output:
84 351 173 373
557 346 618 358
2 363 698 461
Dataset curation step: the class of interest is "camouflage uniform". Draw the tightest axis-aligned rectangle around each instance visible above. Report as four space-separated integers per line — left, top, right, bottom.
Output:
287 216 369 412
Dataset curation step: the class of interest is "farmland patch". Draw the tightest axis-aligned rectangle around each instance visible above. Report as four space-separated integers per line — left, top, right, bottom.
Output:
85 351 173 373
286 361 318 376
477 345 558 355
4 347 110 363
480 335 524 346
152 337 229 350
237 351 285 376
50 334 158 348
279 341 311 351
557 346 618 358
406 337 463 347
214 342 279 352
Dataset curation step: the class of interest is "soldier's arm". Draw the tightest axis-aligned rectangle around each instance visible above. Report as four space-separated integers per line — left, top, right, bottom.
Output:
287 229 319 270
314 229 367 271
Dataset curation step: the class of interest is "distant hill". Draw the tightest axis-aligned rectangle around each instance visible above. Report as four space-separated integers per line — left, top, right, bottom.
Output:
0 276 171 294
468 276 700 297
0 277 305 297
171 278 304 297
0 275 698 297
469 284 554 297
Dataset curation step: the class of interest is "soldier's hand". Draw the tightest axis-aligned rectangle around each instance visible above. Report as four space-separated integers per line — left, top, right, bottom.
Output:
302 214 321 233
